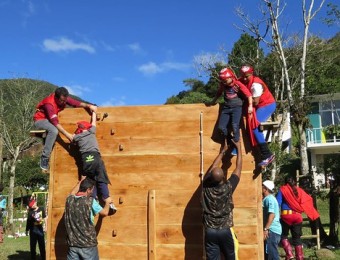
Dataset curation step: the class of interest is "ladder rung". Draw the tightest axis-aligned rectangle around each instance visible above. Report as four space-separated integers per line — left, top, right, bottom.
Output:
30 130 47 138
301 235 318 238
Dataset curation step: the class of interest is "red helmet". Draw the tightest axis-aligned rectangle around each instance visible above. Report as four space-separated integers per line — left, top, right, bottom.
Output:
75 121 92 134
219 68 235 81
240 65 254 76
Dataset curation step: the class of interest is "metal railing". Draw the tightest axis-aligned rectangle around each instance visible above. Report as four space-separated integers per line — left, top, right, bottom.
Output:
306 128 340 145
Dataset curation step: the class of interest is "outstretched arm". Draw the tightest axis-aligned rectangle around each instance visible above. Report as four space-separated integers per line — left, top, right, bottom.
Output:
205 85 223 106
231 140 242 178
98 197 112 217
56 123 73 142
79 102 97 113
204 140 228 181
91 111 97 127
69 177 84 195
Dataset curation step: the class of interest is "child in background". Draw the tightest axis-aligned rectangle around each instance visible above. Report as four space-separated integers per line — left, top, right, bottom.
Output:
26 198 46 260
205 67 253 154
73 111 116 214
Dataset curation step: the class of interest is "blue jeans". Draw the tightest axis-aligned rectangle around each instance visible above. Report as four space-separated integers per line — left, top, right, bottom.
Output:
67 246 99 260
253 103 276 143
34 119 59 158
264 231 281 260
218 105 243 142
205 227 238 260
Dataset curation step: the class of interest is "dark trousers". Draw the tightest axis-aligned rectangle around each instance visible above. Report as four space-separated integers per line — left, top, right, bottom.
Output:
92 181 110 200
218 105 242 142
205 227 238 260
29 229 46 260
281 218 303 246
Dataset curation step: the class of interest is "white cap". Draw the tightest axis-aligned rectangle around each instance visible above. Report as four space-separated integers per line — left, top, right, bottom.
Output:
263 180 275 191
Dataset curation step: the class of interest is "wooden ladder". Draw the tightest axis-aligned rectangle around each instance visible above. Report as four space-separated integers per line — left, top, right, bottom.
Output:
259 121 280 142
297 171 321 249
300 217 321 249
30 129 47 139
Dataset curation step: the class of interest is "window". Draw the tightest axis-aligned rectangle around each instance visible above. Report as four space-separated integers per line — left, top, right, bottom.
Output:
321 111 333 126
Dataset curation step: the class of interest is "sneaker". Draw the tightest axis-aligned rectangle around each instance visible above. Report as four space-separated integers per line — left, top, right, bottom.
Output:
231 147 237 156
40 156 49 171
258 154 275 167
109 203 117 216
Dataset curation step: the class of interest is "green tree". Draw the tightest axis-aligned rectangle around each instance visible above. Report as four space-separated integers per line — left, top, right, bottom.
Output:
0 78 56 234
228 33 265 74
15 155 48 191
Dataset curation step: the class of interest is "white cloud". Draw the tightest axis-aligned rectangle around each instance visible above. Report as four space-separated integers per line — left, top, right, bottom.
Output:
42 37 95 54
27 0 35 15
100 41 115 52
64 84 91 97
127 42 146 55
128 43 141 52
100 96 126 106
138 61 191 76
138 62 163 75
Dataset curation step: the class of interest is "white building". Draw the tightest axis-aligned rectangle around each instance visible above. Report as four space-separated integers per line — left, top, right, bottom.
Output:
306 93 340 188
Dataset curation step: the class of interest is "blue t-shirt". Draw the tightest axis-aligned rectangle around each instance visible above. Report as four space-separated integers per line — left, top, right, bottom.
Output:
91 198 103 223
263 194 282 235
0 196 6 209
74 195 103 224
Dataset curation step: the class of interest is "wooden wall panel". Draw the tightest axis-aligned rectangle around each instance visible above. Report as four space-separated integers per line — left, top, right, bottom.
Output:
46 104 264 260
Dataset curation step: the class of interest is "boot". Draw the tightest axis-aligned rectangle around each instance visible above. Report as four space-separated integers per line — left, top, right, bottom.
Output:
0 225 3 243
295 245 304 260
281 239 294 260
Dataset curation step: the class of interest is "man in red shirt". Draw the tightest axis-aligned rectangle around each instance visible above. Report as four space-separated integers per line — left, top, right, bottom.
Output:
33 87 97 171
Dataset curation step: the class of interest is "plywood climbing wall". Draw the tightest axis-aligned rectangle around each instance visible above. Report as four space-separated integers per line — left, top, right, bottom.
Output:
46 104 264 260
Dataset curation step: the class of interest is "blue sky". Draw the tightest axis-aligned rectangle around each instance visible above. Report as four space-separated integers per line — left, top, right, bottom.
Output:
0 0 338 106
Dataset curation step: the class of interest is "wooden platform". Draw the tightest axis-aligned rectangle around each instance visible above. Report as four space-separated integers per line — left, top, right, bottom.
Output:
30 129 47 138
46 104 264 260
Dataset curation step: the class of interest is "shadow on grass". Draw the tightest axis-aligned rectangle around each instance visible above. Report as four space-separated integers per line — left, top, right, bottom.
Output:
7 250 32 259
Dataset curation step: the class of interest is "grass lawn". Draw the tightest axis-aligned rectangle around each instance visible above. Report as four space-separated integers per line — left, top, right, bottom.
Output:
0 236 34 259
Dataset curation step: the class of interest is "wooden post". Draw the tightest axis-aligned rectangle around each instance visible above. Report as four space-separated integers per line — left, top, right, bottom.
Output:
148 190 156 260
199 112 205 258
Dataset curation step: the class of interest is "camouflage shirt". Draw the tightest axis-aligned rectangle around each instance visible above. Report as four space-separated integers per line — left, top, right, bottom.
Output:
202 174 239 229
64 195 97 247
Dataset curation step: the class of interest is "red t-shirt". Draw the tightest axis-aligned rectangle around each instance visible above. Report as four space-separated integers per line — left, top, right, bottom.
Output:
33 93 81 126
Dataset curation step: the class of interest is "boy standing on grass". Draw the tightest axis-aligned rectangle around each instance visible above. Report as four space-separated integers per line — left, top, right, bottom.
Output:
73 111 116 214
25 198 46 260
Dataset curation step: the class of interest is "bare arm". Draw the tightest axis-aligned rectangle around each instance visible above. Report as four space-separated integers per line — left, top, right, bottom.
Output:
205 85 223 106
247 96 253 114
91 111 97 127
204 140 228 181
56 124 73 142
253 96 260 106
70 178 84 195
231 140 242 179
98 197 112 217
263 213 275 240
79 102 97 113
